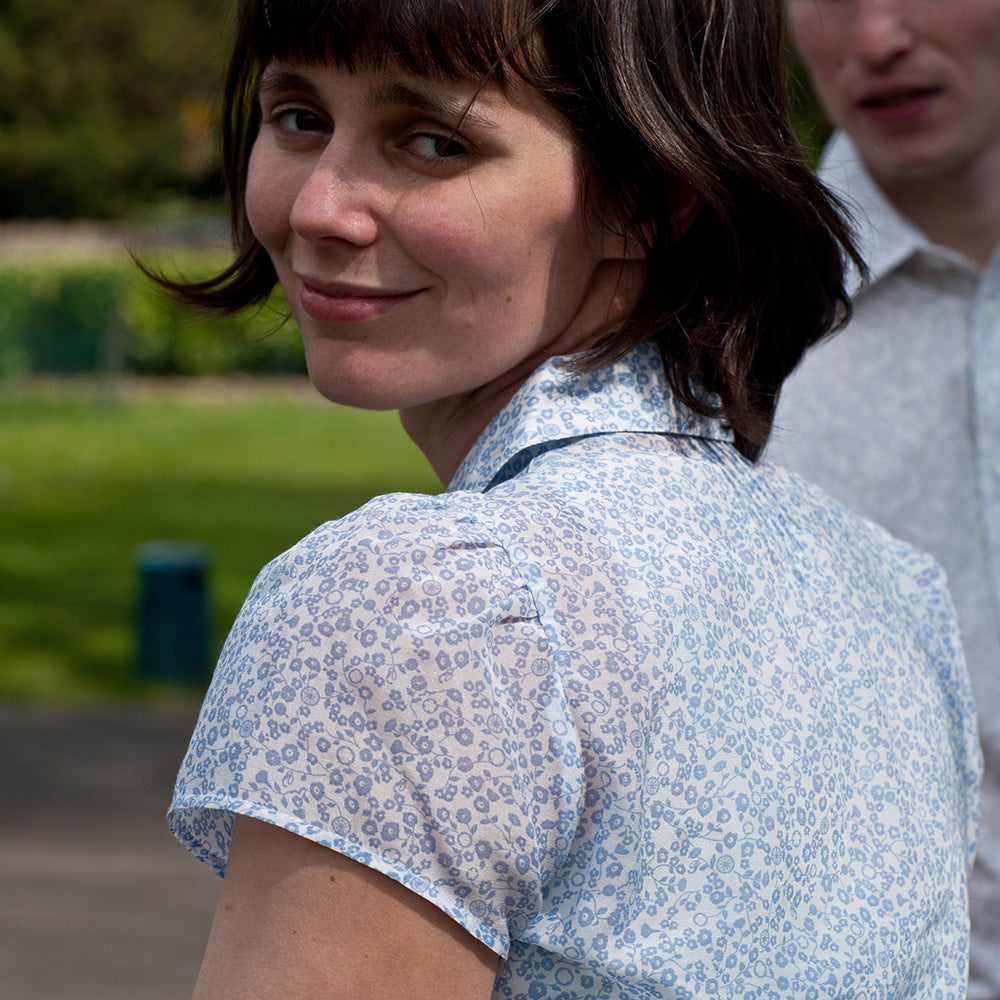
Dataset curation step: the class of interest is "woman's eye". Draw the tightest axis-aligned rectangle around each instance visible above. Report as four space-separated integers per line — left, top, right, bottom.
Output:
272 108 330 134
403 131 470 164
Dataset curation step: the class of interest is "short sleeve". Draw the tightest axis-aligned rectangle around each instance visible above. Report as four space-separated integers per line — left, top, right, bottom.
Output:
168 493 585 956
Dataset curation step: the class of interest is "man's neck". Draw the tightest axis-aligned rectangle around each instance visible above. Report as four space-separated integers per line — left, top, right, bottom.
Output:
873 152 1000 272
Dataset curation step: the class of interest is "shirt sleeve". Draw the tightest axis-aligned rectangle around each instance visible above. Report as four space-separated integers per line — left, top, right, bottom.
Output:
168 492 585 956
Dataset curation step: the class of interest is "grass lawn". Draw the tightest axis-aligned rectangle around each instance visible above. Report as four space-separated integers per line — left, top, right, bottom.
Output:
0 377 440 701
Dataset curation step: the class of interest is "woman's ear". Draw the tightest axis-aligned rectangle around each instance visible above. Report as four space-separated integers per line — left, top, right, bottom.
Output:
598 183 701 262
671 183 701 241
597 225 644 263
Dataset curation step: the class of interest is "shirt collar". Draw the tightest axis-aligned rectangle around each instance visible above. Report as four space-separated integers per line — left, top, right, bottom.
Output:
819 131 973 293
448 340 733 493
819 132 929 293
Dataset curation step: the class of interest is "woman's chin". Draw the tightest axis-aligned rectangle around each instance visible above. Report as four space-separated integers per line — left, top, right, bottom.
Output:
303 357 445 413
299 342 410 411
306 372 405 412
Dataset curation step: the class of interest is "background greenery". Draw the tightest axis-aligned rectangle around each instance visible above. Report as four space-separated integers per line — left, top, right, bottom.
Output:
0 253 306 377
0 382 440 700
0 0 229 219
0 5 832 700
0 0 833 222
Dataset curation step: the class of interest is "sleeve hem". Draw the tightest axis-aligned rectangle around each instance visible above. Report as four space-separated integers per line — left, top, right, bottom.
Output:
168 796 511 958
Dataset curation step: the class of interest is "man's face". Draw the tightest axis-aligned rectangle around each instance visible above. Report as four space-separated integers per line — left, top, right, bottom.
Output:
788 0 1000 187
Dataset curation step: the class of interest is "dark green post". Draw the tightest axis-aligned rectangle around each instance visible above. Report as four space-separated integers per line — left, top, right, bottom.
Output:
135 541 211 687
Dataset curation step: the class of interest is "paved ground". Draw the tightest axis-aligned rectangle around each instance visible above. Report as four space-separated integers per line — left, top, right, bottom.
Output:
0 703 221 999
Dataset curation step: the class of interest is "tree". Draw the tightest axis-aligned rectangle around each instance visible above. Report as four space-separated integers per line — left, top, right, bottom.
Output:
0 0 229 218
0 0 834 220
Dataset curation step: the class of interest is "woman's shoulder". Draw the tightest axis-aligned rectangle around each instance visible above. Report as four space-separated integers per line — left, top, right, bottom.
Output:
760 458 962 647
763 458 946 569
254 483 589 597
238 489 542 637
261 490 484 568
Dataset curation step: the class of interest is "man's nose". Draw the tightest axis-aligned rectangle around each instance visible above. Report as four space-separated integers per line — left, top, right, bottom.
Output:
852 0 917 68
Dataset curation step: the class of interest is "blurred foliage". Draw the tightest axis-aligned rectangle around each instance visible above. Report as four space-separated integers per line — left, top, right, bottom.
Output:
0 0 827 219
0 0 833 220
0 386 439 700
0 0 230 219
786 47 833 169
0 254 306 375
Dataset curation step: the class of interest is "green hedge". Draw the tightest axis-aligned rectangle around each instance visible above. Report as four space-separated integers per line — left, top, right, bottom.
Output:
0 254 306 376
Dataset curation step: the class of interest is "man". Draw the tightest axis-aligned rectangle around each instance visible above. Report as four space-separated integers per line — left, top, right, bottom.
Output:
771 0 1000 992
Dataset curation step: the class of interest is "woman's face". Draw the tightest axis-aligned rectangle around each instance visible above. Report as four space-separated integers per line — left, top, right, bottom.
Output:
247 61 628 446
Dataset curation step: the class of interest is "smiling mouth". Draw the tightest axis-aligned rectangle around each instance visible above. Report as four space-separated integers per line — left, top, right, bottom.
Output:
298 280 426 323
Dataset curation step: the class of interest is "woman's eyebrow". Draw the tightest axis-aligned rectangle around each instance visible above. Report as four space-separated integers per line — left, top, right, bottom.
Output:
255 69 322 102
367 79 500 130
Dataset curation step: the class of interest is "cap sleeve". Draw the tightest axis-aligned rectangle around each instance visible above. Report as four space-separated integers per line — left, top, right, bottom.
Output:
168 492 584 956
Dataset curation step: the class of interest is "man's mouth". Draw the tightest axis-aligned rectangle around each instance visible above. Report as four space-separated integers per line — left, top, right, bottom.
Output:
858 85 939 110
854 83 941 125
861 87 934 108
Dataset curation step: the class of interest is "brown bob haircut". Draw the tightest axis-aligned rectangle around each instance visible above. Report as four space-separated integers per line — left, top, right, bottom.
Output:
166 0 861 461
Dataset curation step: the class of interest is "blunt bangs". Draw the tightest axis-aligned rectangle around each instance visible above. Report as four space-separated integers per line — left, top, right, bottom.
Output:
245 0 549 84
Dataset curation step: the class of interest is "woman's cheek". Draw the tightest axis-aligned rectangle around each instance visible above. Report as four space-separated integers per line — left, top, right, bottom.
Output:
244 147 291 253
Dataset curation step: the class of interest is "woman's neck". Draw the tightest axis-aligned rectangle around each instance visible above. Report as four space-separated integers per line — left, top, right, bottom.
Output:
400 257 646 485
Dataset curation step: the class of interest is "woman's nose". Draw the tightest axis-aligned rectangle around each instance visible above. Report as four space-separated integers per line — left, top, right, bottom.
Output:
852 0 917 68
289 145 380 247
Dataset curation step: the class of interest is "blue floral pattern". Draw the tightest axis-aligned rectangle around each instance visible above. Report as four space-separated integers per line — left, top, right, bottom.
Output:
170 341 981 998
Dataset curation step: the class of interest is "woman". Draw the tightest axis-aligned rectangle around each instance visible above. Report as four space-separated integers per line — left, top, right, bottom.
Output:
166 0 981 996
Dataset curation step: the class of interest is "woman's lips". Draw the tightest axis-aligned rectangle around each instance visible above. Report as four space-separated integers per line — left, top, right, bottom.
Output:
298 279 426 323
856 85 941 126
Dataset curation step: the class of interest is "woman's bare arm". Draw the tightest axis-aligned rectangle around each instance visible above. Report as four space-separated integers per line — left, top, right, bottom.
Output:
191 814 500 1000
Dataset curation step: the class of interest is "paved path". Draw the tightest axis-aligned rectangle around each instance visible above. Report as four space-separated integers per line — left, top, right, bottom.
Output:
0 704 220 1000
